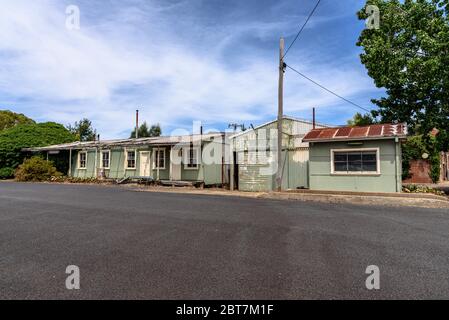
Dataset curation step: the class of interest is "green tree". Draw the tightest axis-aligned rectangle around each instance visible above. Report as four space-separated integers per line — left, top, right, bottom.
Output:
67 118 97 141
347 112 376 126
357 0 449 150
0 110 35 131
130 122 162 138
149 123 162 137
0 122 76 178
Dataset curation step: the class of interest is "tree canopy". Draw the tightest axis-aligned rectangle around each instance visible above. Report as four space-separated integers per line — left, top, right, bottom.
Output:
130 122 162 138
357 0 449 147
67 118 97 141
347 112 376 126
0 122 76 177
0 110 35 131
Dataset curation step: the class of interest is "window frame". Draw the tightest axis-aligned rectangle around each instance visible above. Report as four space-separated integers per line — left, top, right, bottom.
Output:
78 151 87 170
100 150 111 169
125 149 136 170
153 148 166 170
184 146 200 170
330 148 380 175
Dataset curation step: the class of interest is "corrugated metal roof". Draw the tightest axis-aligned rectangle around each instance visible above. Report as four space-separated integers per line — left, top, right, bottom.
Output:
22 133 224 152
303 123 408 142
229 115 330 140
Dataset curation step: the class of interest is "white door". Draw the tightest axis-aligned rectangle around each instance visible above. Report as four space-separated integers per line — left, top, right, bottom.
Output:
170 148 182 181
139 151 151 177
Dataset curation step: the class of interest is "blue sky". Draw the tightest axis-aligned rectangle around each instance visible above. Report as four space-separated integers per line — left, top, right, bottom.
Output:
0 0 383 138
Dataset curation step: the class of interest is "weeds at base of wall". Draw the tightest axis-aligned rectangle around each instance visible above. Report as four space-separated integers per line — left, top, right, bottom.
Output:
49 176 112 184
402 184 446 196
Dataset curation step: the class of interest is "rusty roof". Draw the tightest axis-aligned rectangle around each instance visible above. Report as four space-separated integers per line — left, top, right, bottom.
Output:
303 123 408 143
22 133 225 152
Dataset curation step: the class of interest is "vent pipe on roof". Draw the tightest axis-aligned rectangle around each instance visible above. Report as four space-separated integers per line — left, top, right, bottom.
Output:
313 107 316 129
135 109 139 139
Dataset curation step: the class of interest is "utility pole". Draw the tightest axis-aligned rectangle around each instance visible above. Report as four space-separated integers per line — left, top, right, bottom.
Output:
276 37 285 192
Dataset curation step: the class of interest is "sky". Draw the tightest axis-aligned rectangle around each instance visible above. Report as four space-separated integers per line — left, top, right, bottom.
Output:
0 0 384 139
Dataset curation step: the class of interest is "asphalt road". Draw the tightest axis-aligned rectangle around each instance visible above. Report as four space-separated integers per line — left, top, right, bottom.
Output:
1 182 449 299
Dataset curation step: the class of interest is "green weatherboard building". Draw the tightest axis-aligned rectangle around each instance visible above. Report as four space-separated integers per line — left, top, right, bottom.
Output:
25 119 407 193
303 123 408 193
25 133 227 187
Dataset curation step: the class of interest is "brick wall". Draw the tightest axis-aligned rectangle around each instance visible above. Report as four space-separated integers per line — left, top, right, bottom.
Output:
403 159 433 184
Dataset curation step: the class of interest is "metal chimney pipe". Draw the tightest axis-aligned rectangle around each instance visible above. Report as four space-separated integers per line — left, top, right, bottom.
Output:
136 109 139 139
313 107 316 129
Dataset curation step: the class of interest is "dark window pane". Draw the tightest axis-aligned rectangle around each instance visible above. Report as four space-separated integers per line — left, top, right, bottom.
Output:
347 153 362 171
334 153 347 162
362 162 377 172
348 162 362 171
348 152 362 162
362 153 376 162
334 162 348 172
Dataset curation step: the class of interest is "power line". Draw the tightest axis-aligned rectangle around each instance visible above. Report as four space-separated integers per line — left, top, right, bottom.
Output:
283 0 322 59
286 64 372 113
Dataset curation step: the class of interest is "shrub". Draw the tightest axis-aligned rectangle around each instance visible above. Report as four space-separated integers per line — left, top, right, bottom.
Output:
15 157 62 182
0 122 76 172
402 134 440 183
0 167 14 179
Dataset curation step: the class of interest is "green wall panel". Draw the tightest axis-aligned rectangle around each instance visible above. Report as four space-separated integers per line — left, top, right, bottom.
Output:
308 139 401 193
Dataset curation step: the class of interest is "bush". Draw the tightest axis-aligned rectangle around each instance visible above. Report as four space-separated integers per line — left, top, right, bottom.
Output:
0 122 76 172
15 157 62 182
0 167 14 179
402 135 440 183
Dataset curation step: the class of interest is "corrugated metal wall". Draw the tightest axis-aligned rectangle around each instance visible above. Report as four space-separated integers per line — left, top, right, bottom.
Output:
233 118 323 191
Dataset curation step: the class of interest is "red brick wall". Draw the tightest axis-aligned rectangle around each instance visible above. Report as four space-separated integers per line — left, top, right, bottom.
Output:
403 159 433 184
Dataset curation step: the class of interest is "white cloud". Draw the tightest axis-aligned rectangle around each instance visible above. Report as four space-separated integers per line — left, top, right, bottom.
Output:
0 0 377 138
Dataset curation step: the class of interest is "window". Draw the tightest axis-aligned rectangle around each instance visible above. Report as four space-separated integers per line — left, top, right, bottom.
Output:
154 149 165 169
101 150 110 169
78 152 87 169
331 148 379 174
126 150 136 169
185 147 199 169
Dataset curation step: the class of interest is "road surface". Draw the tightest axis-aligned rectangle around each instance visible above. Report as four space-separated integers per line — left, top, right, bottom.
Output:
1 182 449 299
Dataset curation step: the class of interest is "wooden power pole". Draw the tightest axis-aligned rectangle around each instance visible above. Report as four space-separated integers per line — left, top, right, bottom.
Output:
276 37 285 192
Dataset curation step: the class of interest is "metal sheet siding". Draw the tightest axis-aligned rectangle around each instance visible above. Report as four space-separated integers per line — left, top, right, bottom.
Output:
234 119 319 191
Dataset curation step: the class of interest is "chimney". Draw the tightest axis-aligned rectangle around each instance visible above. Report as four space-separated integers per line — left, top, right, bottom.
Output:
313 107 316 129
135 109 139 139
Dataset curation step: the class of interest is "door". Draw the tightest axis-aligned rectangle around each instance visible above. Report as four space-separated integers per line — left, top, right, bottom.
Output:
139 151 151 177
233 152 239 190
170 148 182 181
